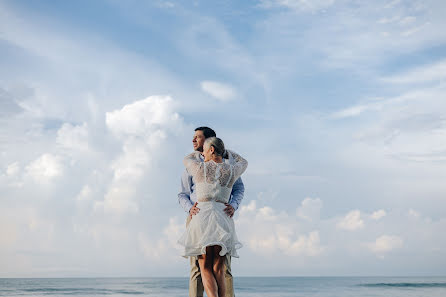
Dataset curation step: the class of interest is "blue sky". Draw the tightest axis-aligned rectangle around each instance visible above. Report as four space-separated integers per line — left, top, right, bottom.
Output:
1 0 446 277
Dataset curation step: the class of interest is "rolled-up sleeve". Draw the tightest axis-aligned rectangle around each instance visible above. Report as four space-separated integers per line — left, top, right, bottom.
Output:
229 177 245 211
178 169 194 213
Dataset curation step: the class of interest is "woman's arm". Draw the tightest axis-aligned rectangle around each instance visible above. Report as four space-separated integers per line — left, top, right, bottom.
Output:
183 151 203 177
226 149 248 177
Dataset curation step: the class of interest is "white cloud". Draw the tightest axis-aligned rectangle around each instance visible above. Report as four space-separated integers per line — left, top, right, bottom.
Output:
76 185 92 201
296 197 323 221
370 209 386 220
259 0 335 12
200 81 237 101
330 59 446 166
330 97 386 118
95 184 139 214
381 59 446 85
383 0 401 9
0 214 17 249
156 1 175 9
236 200 325 257
25 154 64 183
138 217 183 262
0 3 193 273
56 122 89 151
6 162 20 177
1 162 23 188
337 210 364 231
258 0 446 72
286 231 324 256
368 235 403 254
330 88 431 119
109 141 151 182
106 96 180 138
408 209 421 218
242 200 257 212
95 95 185 215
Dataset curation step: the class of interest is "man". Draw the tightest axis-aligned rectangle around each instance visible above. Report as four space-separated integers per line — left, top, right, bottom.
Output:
178 126 245 297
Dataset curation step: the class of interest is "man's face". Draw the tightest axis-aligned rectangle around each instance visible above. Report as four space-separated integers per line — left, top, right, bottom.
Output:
192 130 206 152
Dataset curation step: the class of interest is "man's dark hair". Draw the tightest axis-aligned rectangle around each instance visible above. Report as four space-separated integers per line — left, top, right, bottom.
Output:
195 126 216 139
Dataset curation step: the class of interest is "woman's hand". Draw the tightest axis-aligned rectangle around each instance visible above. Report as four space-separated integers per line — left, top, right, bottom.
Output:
189 202 200 216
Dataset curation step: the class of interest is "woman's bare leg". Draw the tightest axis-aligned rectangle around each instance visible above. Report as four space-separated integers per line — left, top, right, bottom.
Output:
212 246 226 297
198 246 218 297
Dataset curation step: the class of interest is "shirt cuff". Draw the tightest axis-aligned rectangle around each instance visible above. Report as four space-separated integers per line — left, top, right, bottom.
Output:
185 202 193 213
229 201 238 211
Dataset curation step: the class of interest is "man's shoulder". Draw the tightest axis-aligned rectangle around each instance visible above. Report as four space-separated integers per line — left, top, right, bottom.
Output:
182 167 192 178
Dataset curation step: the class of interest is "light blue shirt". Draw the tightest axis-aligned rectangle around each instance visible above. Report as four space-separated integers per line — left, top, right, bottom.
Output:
178 154 245 213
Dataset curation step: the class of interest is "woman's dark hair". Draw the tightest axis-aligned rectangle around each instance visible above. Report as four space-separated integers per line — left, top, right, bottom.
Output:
195 126 216 139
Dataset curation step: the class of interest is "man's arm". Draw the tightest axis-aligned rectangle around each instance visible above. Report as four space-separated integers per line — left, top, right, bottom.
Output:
178 169 194 213
228 176 245 211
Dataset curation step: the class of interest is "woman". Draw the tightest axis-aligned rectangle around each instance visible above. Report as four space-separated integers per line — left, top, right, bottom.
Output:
178 137 248 297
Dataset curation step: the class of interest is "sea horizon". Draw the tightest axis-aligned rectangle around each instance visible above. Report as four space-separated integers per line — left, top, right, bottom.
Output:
2 275 446 278
1 276 446 297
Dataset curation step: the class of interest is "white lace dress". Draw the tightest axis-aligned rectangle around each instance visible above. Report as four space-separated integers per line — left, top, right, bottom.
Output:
177 150 248 258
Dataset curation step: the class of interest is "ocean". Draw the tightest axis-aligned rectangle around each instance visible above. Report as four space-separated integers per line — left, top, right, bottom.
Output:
1 276 445 297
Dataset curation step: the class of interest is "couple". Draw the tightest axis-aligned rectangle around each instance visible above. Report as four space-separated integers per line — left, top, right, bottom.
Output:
178 127 248 297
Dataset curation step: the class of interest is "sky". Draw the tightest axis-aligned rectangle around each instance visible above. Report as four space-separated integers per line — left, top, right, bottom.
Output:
1 0 446 277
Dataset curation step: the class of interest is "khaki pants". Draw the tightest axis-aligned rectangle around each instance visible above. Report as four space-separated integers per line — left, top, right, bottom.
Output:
186 215 235 297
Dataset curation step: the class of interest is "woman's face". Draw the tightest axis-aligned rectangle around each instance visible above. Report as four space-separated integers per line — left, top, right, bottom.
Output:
203 143 213 162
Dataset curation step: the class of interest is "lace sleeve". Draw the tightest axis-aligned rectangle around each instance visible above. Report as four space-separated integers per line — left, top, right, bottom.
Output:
183 152 203 177
226 149 248 178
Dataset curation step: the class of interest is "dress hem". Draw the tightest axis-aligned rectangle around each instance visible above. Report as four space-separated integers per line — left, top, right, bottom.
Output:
179 241 242 259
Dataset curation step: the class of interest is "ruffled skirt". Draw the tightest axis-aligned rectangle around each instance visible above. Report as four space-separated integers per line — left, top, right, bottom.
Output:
178 201 242 258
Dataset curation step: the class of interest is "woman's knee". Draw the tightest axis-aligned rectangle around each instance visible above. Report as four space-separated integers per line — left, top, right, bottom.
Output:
213 261 224 273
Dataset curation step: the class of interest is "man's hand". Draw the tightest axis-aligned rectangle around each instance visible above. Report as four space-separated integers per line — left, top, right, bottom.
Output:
224 203 235 218
189 202 200 217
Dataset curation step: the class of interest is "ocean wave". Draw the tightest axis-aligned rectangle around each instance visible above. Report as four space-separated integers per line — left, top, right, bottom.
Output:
358 282 446 288
16 287 145 295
